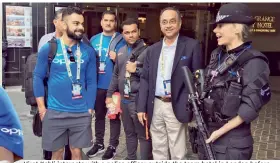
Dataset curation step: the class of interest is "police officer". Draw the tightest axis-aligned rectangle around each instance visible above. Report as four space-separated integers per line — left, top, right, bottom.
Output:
197 3 271 160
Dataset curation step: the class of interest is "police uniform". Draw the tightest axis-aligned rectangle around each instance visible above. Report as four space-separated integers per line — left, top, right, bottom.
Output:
197 3 271 160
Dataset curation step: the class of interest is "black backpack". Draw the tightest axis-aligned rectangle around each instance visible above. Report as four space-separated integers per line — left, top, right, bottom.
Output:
25 37 57 137
24 37 57 106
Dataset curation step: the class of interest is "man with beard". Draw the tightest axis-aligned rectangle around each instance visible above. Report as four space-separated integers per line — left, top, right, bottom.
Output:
33 6 97 160
86 10 125 160
106 18 153 160
36 8 72 160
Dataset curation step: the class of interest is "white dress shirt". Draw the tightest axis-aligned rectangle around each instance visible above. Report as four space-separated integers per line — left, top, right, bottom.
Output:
155 34 179 96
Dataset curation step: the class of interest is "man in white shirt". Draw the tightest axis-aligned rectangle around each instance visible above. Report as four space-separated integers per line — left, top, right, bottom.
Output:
137 7 204 160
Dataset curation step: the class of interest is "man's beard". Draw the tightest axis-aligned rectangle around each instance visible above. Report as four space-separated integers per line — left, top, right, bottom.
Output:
66 27 84 41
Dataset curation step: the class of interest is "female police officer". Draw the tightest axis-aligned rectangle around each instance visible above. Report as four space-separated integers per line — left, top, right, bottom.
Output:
198 3 271 160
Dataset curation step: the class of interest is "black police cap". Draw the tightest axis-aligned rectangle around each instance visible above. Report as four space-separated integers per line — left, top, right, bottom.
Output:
211 3 255 25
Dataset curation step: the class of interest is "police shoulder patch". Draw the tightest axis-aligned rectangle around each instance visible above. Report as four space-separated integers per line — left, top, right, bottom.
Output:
260 83 271 103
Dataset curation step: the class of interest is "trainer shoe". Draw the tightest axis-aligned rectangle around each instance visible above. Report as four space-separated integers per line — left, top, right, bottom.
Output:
86 144 105 158
102 145 117 160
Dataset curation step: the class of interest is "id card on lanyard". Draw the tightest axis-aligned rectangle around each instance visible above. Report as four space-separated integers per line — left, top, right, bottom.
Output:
61 39 83 99
124 71 131 98
160 50 171 97
98 33 116 74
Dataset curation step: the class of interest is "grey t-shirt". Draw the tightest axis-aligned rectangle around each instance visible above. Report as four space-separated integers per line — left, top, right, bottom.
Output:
38 32 56 52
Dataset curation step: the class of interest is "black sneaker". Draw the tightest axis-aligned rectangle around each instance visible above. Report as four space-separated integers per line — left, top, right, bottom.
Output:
86 144 105 158
102 145 117 160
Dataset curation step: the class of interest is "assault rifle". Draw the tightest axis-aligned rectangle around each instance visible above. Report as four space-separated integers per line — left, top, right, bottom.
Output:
182 66 216 160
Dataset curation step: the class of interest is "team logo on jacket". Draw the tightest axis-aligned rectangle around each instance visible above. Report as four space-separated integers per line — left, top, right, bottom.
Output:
1 127 23 136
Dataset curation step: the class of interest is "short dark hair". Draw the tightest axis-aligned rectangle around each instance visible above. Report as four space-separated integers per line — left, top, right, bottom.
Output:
54 8 64 20
121 18 139 30
102 10 116 20
160 6 182 22
62 6 83 21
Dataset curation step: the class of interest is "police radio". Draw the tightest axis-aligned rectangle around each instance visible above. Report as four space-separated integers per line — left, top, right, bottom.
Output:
216 53 237 74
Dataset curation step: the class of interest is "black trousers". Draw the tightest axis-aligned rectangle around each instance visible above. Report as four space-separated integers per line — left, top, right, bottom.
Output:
121 101 153 160
94 89 121 147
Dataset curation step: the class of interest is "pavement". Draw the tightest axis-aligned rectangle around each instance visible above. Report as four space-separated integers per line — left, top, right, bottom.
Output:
5 86 128 160
5 76 280 160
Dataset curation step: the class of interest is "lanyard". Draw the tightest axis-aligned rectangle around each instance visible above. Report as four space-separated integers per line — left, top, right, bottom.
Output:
160 48 167 80
60 39 81 83
99 32 116 61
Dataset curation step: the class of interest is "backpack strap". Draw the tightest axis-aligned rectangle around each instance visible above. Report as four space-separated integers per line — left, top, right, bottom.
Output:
46 37 57 77
129 44 147 62
109 34 123 52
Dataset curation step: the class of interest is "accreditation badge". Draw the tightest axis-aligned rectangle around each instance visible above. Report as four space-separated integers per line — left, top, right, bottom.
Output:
124 78 131 98
163 80 171 97
72 83 83 99
99 61 106 74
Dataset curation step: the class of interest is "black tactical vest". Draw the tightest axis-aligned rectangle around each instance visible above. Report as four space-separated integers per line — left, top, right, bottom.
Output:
202 45 268 123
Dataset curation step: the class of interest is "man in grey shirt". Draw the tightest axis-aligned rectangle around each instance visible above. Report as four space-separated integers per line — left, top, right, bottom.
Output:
37 9 64 51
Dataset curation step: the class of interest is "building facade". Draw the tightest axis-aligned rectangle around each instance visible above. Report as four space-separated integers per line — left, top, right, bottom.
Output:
2 2 280 86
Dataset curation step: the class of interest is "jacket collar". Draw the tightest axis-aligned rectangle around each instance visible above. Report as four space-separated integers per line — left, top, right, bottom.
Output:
220 41 252 54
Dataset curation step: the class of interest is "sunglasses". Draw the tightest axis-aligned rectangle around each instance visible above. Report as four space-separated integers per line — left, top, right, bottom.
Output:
67 48 76 62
